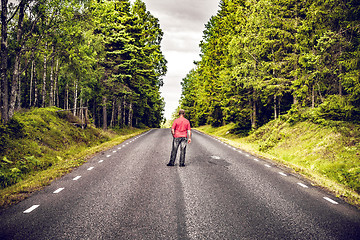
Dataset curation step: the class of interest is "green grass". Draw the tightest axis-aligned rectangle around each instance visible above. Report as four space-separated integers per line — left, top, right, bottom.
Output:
0 107 147 208
197 120 360 208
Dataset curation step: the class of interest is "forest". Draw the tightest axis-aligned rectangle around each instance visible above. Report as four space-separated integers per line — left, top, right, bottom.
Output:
180 0 360 131
0 0 166 129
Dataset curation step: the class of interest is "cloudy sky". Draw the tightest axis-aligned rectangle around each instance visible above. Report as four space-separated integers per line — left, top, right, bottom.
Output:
130 0 220 119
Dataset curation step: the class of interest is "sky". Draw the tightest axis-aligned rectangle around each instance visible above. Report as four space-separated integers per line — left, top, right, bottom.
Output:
130 0 220 120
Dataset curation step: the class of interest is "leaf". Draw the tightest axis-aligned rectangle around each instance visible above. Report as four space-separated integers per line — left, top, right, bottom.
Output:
2 157 13 165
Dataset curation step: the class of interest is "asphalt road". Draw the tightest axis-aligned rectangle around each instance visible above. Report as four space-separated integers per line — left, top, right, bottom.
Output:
0 129 359 240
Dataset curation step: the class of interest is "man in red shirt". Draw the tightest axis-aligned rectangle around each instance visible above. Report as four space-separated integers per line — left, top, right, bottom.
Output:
167 109 191 167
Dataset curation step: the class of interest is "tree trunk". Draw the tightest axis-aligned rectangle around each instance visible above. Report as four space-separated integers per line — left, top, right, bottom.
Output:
65 83 69 110
92 99 97 127
9 59 20 118
128 102 133 127
311 84 315 108
1 0 9 123
34 67 38 107
122 96 126 126
41 42 48 107
274 95 277 120
16 66 21 110
79 97 84 128
251 94 257 129
252 101 256 129
30 60 34 107
117 100 121 126
278 97 281 118
55 59 59 107
73 80 78 116
103 95 107 130
110 98 116 128
49 48 55 107
339 48 343 96
8 0 26 119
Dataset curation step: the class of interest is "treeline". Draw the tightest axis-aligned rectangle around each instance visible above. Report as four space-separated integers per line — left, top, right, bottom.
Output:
180 0 360 131
0 0 166 128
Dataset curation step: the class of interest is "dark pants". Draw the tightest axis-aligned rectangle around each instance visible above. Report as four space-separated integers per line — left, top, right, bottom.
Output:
169 137 187 166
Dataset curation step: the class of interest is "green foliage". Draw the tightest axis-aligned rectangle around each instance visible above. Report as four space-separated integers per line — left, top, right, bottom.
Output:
0 108 112 189
198 119 360 204
317 95 360 121
244 119 360 193
180 0 360 131
2 0 166 129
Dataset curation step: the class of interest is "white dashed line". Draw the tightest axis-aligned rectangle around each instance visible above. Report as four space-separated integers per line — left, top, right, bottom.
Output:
99 160 104 163
278 172 287 177
323 197 339 204
254 158 259 162
265 164 271 168
106 155 111 157
113 151 117 153
53 188 64 194
118 147 121 150
238 150 243 153
245 154 250 157
211 156 221 159
297 183 308 188
24 205 39 213
122 145 126 147
73 176 81 181
87 167 94 171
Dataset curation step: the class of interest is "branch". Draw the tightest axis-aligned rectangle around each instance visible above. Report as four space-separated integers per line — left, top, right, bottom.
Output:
6 0 27 24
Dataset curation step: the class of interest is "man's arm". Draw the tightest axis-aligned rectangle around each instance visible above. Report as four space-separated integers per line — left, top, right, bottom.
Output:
187 129 191 144
171 128 175 137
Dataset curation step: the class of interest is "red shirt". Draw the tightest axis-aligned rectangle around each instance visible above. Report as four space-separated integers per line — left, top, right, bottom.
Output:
172 117 191 138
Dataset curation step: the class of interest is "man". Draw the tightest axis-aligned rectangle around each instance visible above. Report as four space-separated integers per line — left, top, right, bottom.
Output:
167 109 191 167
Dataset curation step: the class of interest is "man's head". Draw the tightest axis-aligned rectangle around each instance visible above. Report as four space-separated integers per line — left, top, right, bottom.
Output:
179 109 185 116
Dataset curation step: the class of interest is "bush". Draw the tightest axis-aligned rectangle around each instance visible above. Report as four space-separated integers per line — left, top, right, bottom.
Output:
285 95 360 125
316 95 358 121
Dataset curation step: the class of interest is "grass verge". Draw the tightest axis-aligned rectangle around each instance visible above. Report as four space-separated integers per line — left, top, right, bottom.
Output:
0 107 148 209
0 128 146 208
196 120 360 208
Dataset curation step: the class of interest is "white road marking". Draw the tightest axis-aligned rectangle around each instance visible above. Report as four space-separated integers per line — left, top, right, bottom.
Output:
118 147 121 150
254 158 259 162
87 167 94 171
53 188 64 194
73 176 81 181
323 197 339 205
238 150 243 153
245 154 250 157
211 156 221 159
265 164 271 168
126 143 129 145
122 145 126 147
24 205 39 213
113 151 116 153
106 155 111 157
297 183 308 188
99 160 104 163
279 172 287 177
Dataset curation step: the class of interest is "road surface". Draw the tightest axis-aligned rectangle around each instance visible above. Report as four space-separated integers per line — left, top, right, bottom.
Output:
1 129 359 239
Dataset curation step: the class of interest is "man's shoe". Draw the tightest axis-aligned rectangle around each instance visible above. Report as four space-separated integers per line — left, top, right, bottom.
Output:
167 163 174 166
179 164 185 167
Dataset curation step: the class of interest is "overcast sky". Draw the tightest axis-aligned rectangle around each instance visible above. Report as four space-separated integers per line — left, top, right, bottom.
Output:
130 0 220 120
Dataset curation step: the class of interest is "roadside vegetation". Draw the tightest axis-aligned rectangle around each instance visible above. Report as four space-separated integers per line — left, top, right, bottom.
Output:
177 0 360 208
0 107 147 208
197 117 360 207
